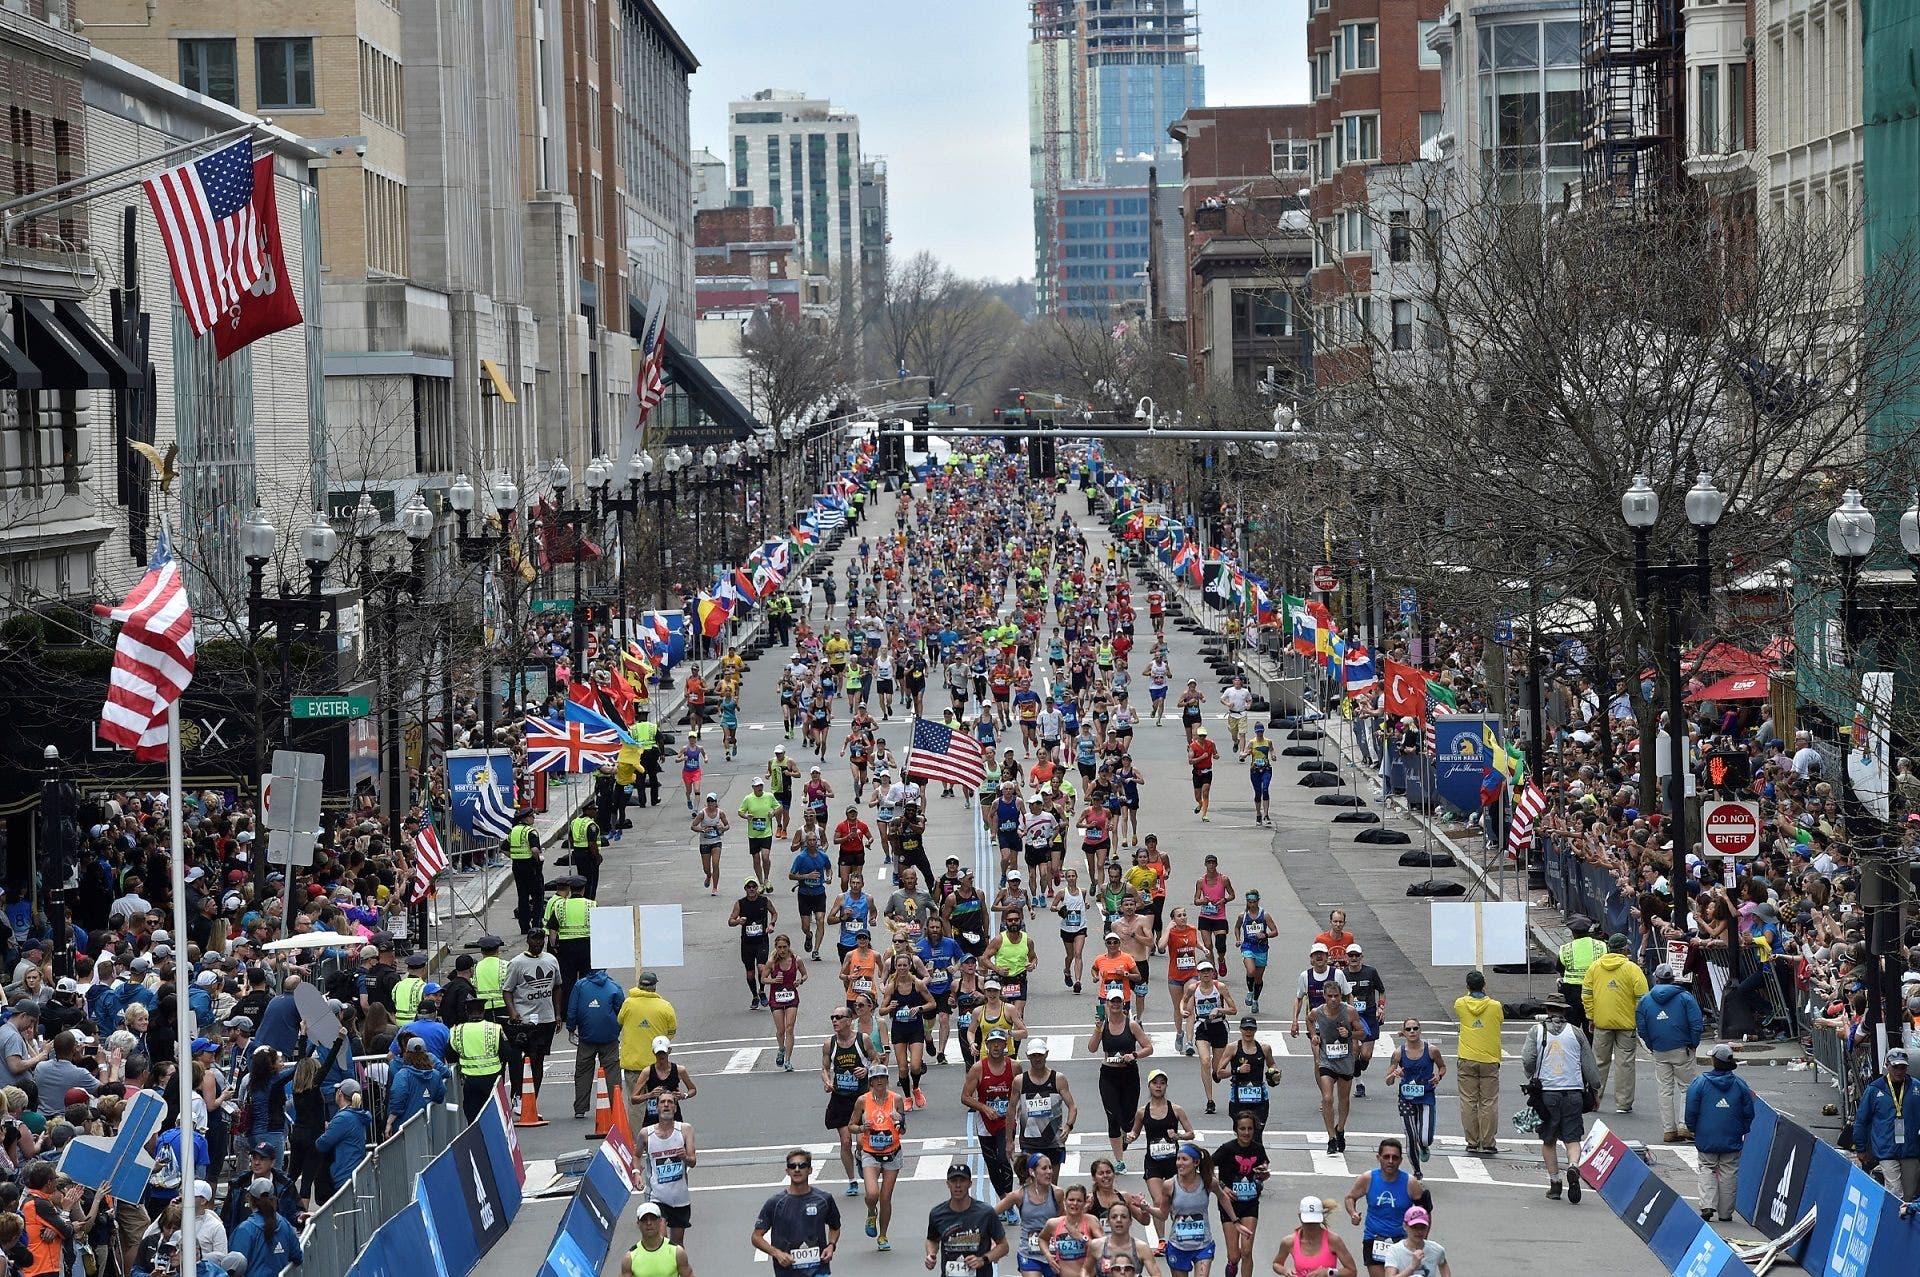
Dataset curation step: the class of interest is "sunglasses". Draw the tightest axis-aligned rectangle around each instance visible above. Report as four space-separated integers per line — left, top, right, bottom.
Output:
786 1161 811 1171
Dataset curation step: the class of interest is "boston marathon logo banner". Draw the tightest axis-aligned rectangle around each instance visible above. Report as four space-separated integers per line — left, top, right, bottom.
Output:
1431 715 1497 817
446 748 517 840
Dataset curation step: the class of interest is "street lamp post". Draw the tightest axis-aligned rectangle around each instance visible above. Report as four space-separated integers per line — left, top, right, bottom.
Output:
448 471 519 754
354 492 435 856
547 457 598 676
599 452 645 648
1826 486 1920 1070
1621 471 1723 935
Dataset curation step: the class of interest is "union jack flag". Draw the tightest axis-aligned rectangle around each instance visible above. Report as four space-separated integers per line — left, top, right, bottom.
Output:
524 715 620 773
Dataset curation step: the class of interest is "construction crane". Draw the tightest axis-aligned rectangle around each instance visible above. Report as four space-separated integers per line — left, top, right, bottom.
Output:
1033 0 1071 314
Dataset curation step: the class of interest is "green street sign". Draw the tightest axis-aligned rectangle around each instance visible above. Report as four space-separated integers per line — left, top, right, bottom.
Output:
530 598 572 615
291 695 371 720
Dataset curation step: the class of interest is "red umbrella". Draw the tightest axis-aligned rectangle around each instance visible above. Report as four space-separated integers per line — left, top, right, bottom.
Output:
1681 641 1770 674
1684 671 1770 703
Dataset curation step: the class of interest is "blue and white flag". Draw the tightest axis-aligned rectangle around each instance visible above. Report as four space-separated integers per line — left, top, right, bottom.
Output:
445 749 517 840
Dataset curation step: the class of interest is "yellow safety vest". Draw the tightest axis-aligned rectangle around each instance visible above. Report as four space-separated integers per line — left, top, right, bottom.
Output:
631 721 659 751
508 825 535 859
1559 937 1605 985
393 977 425 1025
571 815 597 849
557 896 593 940
475 956 507 1010
451 1021 502 1076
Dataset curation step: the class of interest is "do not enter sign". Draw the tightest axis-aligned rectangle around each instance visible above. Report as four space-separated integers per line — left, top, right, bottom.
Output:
1701 799 1762 857
1312 564 1338 592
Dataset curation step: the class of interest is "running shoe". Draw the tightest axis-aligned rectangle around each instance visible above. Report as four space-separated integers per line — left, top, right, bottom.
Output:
1206 1100 1216 1115
914 1087 927 1108
877 1236 890 1252
866 1210 877 1237
1327 1136 1338 1154
1566 1171 1582 1204
1353 1082 1366 1099
1114 1161 1127 1174
784 1059 795 1072
775 1051 785 1067
936 1052 948 1065
846 1180 859 1197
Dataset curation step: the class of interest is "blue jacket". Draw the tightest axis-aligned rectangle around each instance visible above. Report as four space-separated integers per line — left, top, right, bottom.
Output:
1635 983 1704 1053
230 1212 303 1277
315 1105 372 1186
1852 1075 1920 1160
386 1060 450 1125
567 971 624 1043
1685 1068 1756 1153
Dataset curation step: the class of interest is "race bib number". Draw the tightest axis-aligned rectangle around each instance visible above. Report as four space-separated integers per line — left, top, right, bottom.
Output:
1400 1082 1427 1101
750 818 771 835
894 1006 918 1022
1148 1140 1176 1159
852 977 874 994
1369 1238 1394 1264
1024 1231 1044 1254
653 1156 684 1184
772 987 797 1007
1001 979 1024 1000
1232 1177 1258 1202
1323 1043 1350 1060
989 1098 1009 1117
867 1129 896 1153
1171 1215 1208 1248
834 1070 860 1092
1202 902 1223 917
1235 1083 1265 1104
945 1259 973 1276
1243 922 1264 941
788 1245 821 1268
1063 910 1083 929
746 923 765 937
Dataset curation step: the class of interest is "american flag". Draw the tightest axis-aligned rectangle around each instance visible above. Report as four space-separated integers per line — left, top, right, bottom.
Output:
632 333 666 430
524 715 620 773
1423 691 1449 756
142 139 264 337
904 717 987 789
94 527 196 760
409 823 447 904
1507 780 1549 853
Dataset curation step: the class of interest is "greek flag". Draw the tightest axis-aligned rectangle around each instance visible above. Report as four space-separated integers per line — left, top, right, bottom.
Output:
446 748 517 840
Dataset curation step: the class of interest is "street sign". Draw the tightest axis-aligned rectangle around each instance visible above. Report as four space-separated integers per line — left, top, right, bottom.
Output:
290 695 370 719
530 599 571 615
1398 590 1417 617
1493 615 1514 644
1701 799 1763 857
1311 565 1337 592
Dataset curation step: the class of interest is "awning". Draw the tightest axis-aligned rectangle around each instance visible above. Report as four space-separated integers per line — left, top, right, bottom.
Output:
13 296 139 391
660 329 758 440
1685 671 1771 703
479 357 518 404
0 328 39 390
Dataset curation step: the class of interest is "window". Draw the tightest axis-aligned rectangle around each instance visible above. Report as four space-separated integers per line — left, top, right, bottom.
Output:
767 136 782 215
1337 113 1380 165
1697 64 1719 153
413 376 453 473
1388 210 1411 262
364 170 408 276
733 135 748 190
179 39 237 106
1339 207 1372 254
1340 22 1378 72
1314 220 1334 268
1727 63 1749 151
255 37 315 110
734 111 782 125
1479 21 1581 204
1419 21 1441 69
358 41 403 130
1271 137 1311 174
1420 111 1443 146
1391 300 1414 351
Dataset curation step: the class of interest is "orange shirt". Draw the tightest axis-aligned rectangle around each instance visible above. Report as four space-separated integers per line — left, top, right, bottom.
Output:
1314 930 1356 961
1091 951 1140 995
857 1092 903 1156
1189 739 1219 770
1165 925 1204 981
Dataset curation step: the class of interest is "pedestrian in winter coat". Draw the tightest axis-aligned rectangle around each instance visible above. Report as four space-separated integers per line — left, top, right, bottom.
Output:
617 973 678 1073
1685 1044 1755 1221
1852 1047 1920 1203
313 1080 373 1195
1581 934 1648 1113
566 968 625 1120
1635 965 1704 1142
384 1041 450 1136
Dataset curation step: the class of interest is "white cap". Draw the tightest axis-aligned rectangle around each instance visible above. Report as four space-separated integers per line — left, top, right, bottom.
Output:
1309 942 1330 955
652 1035 673 1053
1008 869 1023 880
1298 1196 1325 1223
636 1202 664 1221
192 1180 213 1202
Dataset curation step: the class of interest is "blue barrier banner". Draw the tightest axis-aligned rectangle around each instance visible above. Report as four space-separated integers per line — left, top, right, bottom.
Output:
1803 1139 1867 1272
1672 1225 1744 1277
541 1231 597 1277
1820 1165 1883 1277
1734 1098 1780 1222
1751 1114 1818 1259
1647 1187 1704 1270
347 1201 446 1277
446 749 517 840
415 1104 518 1277
1431 716 1496 815
539 1134 637 1277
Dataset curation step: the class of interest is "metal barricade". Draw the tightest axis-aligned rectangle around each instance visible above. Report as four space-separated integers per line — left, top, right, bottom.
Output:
1808 1020 1863 1139
282 1102 461 1277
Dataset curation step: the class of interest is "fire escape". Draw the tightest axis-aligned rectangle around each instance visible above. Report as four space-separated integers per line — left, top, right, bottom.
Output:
1581 0 1684 213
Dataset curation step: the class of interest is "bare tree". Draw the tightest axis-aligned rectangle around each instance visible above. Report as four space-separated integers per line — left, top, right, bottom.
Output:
868 251 1021 401
742 306 852 431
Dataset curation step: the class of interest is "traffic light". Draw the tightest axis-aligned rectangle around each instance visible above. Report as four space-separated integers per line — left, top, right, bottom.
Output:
879 426 905 473
1704 750 1752 791
912 405 930 455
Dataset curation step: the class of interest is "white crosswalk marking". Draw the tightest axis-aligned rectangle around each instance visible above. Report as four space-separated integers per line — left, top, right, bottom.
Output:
1309 1149 1348 1177
1668 1146 1700 1171
1447 1154 1493 1184
1042 1032 1079 1060
723 1048 763 1074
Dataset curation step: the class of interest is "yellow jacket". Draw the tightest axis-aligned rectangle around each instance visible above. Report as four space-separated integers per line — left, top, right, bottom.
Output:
618 988 678 1071
1582 953 1649 1030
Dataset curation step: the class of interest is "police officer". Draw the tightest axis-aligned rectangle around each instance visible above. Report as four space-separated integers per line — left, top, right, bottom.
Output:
768 591 794 647
1558 916 1605 1037
630 710 663 808
474 934 509 1022
506 807 544 935
569 800 604 900
393 952 430 1028
448 999 505 1120
547 874 596 1010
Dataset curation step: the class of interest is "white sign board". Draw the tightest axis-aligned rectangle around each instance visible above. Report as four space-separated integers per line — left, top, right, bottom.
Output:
637 903 685 967
590 904 686 970
590 906 635 971
1429 901 1528 968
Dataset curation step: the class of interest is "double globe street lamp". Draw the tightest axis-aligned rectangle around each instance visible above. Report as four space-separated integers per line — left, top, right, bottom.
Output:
353 491 435 852
448 471 521 747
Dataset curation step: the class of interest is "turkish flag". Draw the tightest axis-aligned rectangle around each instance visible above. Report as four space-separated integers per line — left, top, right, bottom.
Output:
1382 659 1425 718
213 156 303 359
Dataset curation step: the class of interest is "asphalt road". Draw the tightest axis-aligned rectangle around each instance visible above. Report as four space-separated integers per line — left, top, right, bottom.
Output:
464 483 1725 1277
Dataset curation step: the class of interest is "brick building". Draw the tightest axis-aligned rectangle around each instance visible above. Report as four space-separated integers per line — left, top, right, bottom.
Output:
694 206 804 319
1169 104 1316 395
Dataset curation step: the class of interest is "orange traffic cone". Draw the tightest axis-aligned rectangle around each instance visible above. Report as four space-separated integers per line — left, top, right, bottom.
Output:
589 1065 614 1139
515 1070 549 1128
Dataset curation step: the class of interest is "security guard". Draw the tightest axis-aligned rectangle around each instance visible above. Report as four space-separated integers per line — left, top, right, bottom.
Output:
546 874 596 1010
569 800 604 899
629 712 662 808
393 952 430 1027
768 590 794 647
474 934 509 1022
506 807 544 935
448 999 504 1120
1558 915 1606 1036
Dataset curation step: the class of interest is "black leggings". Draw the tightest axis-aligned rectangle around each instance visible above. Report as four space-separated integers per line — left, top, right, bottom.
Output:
287 1133 327 1202
1099 1065 1142 1138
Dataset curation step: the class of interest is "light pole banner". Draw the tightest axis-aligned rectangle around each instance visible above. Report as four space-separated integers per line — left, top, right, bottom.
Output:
1431 715 1499 818
446 748 517 839
1847 671 1892 821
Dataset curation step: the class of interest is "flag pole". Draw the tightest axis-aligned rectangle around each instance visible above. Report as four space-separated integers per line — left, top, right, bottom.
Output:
167 698 200 1277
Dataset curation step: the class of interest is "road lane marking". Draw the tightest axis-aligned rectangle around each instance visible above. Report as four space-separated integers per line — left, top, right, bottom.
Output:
1447 1154 1492 1184
723 1048 763 1073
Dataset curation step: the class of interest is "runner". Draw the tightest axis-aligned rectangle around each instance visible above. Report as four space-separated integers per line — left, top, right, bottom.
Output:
739 777 781 889
827 872 875 961
1290 944 1351 1038
1164 907 1204 1055
915 916 966 1064
1341 944 1387 1100
1154 1144 1237 1277
1183 960 1237 1115
787 835 832 961
1039 1184 1101 1277
1129 1068 1196 1215
1213 1112 1272 1277
984 911 1038 1008
751 1147 841 1276
689 794 729 897
1221 676 1253 758
879 964 933 1110
1216 1016 1281 1130
629 1203 691 1277
1235 890 1275 1014
1113 894 1156 1020
1176 679 1207 745
972 979 1025 1058
839 930 882 1008
680 732 707 809
633 1040 698 1125
820 1006 877 1197
1087 1202 1160 1277
1188 727 1219 823
848 1066 907 1251
1146 654 1171 724
1247 723 1275 826
1311 983 1365 1154
1193 856 1236 970
1383 1019 1446 1175
726 878 777 1009
760 934 806 1071
1275 1197 1358 1277
769 745 801 838
1126 838 1170 948
1089 987 1153 1171
925 1162 1008 1274
1010 1041 1077 1180
960 1028 1019 1196
1051 868 1091 993
1342 1140 1427 1277
994 1155 1062 1274
830 804 872 895
642 1094 696 1245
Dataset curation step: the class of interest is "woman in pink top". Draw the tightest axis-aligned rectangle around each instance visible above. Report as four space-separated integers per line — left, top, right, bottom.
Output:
1276 1196 1357 1276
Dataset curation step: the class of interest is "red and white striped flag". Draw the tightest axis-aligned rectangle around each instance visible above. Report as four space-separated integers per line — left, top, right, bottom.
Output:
142 139 265 337
904 717 988 790
410 823 448 903
631 332 666 431
1507 780 1549 853
94 528 196 760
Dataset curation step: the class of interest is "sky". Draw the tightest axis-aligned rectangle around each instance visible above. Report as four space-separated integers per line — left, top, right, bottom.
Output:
660 1 1310 282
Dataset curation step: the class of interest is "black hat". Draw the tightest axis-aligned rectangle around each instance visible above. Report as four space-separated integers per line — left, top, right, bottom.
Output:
475 935 504 950
1567 915 1593 934
566 874 589 890
405 953 428 968
452 955 475 971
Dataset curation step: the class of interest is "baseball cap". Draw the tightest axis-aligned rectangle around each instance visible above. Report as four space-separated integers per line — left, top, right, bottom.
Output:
1346 943 1362 955
190 1038 216 1054
1888 1048 1911 1067
1026 1040 1050 1055
337 1079 362 1100
1710 1043 1738 1067
652 1035 673 1053
1404 1206 1431 1227
945 1163 974 1181
1298 1197 1325 1222
1309 942 1329 955
192 1181 213 1202
250 1141 276 1159
1197 959 1215 970
1147 1068 1168 1083
635 1202 664 1221
986 1028 1010 1043
1240 1015 1259 1029
248 1177 276 1198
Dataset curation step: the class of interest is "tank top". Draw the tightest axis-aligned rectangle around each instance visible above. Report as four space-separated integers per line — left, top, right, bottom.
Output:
1397 1043 1437 1105
1057 890 1088 935
1099 1019 1138 1068
766 955 801 1008
1047 1215 1097 1266
1304 967 1340 1008
1229 1040 1270 1107
1313 1005 1356 1077
1288 1228 1337 1276
978 1056 1015 1135
1167 1175 1214 1252
645 1123 690 1207
1216 1138 1268 1205
1197 876 1227 920
858 1093 902 1156
992 933 1034 979
888 982 927 1026
1016 1185 1060 1258
737 896 772 943
838 894 873 945
828 1038 867 1094
627 1241 682 1277
1141 1101 1181 1164
1238 910 1272 953
1019 1070 1065 1145
1192 979 1225 1022
1363 1168 1413 1239
844 949 880 1000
